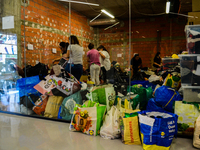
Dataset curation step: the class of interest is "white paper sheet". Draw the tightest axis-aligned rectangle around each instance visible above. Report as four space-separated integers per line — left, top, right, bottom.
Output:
197 56 200 62
117 54 122 57
2 16 14 29
28 44 33 50
195 65 200 76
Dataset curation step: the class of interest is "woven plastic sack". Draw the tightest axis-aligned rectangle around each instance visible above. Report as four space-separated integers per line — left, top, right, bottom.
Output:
44 96 64 118
120 111 141 145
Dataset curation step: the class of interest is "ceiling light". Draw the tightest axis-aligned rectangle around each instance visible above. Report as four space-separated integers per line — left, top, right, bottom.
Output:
90 12 102 22
101 9 115 18
136 31 139 33
166 1 170 14
104 22 119 30
58 0 99 6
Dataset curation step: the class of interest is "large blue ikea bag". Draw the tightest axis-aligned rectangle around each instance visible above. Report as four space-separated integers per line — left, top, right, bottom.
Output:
16 75 40 97
154 86 182 112
138 110 178 150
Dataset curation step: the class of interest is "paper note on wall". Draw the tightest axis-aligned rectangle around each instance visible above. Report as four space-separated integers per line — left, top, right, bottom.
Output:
2 16 14 29
117 54 122 57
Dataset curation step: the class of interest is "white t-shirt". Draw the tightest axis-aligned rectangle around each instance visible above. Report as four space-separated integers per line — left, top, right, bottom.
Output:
99 51 111 71
67 44 83 65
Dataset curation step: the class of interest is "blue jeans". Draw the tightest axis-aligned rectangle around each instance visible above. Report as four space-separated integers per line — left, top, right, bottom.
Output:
66 64 83 81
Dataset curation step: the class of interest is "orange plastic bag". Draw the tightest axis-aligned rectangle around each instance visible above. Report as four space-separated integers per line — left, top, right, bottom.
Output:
33 95 49 116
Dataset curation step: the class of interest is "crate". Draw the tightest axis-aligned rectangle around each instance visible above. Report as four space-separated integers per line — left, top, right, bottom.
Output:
183 86 200 102
185 25 200 54
179 54 200 86
162 58 179 71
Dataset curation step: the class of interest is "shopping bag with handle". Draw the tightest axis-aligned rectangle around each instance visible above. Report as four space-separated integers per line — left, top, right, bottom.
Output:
69 101 106 136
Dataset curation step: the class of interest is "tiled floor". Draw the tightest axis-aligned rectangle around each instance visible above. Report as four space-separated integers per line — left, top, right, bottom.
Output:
0 113 197 150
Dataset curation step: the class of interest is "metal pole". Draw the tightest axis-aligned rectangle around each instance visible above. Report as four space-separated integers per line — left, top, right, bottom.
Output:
129 0 131 95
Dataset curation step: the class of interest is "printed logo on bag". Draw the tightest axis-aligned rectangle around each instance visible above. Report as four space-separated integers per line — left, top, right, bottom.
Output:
161 132 165 138
129 121 134 143
108 93 115 101
89 130 94 136
44 79 54 89
168 121 176 133
65 99 76 114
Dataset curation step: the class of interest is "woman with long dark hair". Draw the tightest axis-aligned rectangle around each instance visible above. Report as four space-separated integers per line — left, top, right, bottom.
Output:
53 42 69 63
97 45 111 83
65 35 83 80
153 52 162 68
130 53 142 75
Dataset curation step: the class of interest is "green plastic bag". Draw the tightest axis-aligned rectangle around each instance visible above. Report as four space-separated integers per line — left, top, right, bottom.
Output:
127 86 153 110
58 90 83 121
115 94 140 110
86 87 115 111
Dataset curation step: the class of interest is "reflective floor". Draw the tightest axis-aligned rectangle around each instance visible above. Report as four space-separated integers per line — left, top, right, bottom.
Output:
0 113 197 150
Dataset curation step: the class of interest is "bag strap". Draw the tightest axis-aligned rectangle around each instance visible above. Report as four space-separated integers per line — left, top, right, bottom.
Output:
27 92 43 107
162 89 176 108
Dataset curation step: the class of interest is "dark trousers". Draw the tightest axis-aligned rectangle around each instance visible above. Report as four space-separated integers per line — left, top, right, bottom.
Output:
70 64 83 81
101 67 107 83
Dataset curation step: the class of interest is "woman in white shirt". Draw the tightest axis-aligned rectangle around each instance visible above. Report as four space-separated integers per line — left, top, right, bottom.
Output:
64 35 83 81
98 45 111 84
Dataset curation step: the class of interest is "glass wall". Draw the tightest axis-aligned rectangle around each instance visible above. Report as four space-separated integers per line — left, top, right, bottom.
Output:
0 0 187 119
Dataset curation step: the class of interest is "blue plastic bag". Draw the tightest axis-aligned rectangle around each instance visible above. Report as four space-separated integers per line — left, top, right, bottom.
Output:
154 86 182 112
146 98 164 111
16 75 40 97
138 110 178 150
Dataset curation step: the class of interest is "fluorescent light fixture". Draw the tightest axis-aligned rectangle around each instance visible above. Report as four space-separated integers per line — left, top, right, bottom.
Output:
90 12 102 22
58 0 99 6
101 9 115 18
166 1 170 14
104 22 120 30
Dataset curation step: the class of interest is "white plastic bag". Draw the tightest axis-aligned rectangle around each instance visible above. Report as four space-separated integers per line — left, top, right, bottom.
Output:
100 106 121 139
193 115 200 148
148 75 160 82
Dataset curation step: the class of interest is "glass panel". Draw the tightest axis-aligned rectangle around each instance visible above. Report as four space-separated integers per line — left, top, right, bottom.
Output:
0 0 188 120
0 0 21 113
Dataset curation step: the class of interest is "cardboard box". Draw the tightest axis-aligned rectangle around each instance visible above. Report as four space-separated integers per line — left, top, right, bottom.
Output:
187 12 200 25
193 0 200 12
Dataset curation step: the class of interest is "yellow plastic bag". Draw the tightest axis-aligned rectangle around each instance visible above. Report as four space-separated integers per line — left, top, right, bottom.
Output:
163 74 181 91
120 112 141 145
44 96 64 118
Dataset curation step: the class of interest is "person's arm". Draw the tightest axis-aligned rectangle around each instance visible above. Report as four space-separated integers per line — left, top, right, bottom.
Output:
153 62 161 67
53 58 60 64
63 50 70 61
99 51 106 59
